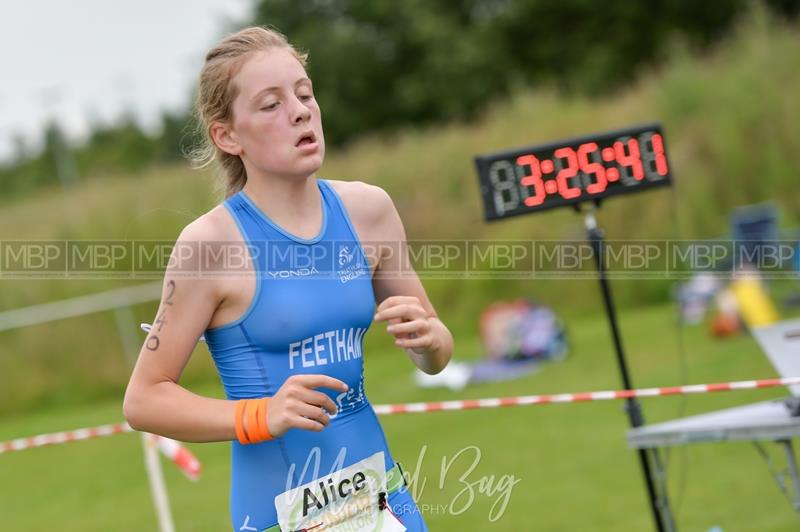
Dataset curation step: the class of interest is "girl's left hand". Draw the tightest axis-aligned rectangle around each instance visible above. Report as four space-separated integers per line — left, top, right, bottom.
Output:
374 295 438 354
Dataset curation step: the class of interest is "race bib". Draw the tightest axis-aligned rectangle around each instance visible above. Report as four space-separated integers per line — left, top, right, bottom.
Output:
274 451 406 532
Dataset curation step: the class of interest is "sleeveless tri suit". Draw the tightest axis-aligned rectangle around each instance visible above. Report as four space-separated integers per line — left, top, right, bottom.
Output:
203 179 428 531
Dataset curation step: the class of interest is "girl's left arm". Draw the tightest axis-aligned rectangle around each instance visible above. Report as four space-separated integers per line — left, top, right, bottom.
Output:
368 188 453 374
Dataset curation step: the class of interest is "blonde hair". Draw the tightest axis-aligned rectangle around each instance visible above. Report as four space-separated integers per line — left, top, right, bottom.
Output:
190 26 308 198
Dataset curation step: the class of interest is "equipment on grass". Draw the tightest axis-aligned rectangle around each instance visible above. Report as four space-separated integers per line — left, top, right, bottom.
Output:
629 317 800 512
479 299 567 361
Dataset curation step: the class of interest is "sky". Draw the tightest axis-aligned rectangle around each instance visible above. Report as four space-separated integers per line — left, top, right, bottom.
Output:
0 0 253 162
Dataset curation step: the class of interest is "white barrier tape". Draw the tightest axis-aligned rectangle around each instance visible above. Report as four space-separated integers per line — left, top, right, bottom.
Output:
150 435 202 481
371 376 800 415
1 423 201 480
1 422 133 453
4 376 797 458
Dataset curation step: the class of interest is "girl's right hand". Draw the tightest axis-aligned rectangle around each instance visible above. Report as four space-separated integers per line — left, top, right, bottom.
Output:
265 374 349 437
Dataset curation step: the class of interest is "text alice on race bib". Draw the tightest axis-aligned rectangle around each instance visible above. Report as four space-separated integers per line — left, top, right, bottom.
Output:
274 451 406 532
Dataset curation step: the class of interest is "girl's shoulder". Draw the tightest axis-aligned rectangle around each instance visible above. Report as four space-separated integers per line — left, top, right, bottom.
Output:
325 179 396 235
170 203 246 280
180 202 242 244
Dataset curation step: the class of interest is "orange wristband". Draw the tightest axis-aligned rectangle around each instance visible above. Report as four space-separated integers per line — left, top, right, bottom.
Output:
255 398 273 441
245 399 260 444
236 398 274 444
234 399 249 444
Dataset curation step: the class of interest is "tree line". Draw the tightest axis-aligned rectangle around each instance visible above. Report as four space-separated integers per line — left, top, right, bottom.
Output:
2 0 797 198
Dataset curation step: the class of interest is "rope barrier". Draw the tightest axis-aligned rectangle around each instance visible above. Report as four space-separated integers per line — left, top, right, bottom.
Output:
3 376 796 461
371 376 800 415
0 422 201 480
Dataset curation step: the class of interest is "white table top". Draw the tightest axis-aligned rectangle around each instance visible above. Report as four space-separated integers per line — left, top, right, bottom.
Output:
627 399 800 448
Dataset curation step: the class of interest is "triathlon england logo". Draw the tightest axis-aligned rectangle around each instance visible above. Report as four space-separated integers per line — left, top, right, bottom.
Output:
337 244 367 283
339 245 356 266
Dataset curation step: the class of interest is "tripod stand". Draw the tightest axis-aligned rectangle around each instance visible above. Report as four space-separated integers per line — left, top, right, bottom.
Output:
583 207 676 532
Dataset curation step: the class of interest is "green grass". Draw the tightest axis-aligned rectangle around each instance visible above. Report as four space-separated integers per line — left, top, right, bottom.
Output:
1 8 800 415
2 302 798 530
1 7 799 529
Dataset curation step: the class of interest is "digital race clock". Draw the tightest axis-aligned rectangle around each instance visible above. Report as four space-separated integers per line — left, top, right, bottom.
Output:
475 123 672 221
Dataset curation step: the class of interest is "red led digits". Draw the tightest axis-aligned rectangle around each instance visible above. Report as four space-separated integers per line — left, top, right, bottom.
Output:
553 147 581 199
516 154 546 206
577 142 607 194
477 124 671 219
613 138 644 181
650 133 669 175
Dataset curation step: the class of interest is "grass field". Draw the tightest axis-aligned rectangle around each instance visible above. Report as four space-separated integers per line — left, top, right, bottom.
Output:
2 301 799 531
1 7 799 531
1 8 799 417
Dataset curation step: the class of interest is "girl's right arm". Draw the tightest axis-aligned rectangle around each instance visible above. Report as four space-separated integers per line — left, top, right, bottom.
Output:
122 219 345 443
123 219 244 442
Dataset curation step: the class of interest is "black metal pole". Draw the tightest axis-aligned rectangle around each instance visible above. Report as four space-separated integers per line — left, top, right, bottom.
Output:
584 211 673 532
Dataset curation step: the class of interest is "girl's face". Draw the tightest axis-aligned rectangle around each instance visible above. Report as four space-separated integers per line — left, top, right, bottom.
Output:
220 48 325 180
